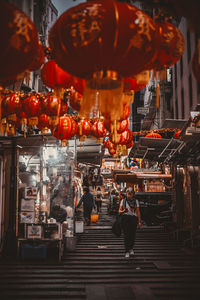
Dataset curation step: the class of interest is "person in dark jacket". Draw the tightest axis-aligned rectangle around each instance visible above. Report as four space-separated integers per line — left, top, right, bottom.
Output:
76 187 95 225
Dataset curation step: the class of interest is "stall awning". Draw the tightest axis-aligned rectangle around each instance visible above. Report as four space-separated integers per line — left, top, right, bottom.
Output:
114 171 171 183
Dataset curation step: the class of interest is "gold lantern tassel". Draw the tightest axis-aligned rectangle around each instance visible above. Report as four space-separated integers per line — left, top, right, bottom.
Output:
156 82 160 109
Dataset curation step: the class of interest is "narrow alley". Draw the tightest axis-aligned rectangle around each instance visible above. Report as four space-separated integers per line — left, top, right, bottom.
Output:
1 198 200 300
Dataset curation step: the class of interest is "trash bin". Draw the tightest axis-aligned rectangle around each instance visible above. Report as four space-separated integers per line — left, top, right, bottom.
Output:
65 237 76 252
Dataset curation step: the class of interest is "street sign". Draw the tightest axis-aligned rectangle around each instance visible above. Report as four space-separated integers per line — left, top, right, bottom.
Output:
137 107 149 115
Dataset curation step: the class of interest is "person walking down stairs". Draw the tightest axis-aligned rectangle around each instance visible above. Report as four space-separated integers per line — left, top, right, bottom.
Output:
119 187 142 259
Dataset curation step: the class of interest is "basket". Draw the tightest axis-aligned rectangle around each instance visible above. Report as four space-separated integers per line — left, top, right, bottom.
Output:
91 213 99 223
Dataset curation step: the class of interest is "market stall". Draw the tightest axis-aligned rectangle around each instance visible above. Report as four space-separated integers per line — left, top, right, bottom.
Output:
16 135 76 260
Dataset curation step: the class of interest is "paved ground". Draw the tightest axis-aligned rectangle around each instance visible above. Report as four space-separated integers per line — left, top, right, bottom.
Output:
0 196 200 299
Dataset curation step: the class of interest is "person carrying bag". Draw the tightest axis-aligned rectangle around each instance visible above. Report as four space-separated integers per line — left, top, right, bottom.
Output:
118 187 142 259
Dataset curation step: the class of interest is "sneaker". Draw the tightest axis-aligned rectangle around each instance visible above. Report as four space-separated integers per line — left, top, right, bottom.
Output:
125 252 130 259
129 249 134 256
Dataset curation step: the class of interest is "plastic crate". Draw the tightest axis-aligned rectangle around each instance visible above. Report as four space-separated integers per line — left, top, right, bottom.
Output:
21 244 47 260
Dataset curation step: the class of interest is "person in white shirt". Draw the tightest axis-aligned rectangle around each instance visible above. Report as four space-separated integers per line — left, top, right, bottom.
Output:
119 187 142 259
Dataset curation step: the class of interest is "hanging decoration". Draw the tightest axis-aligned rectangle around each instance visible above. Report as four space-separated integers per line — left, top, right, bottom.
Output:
41 60 73 95
49 0 158 120
41 94 68 128
37 114 50 134
52 115 74 146
0 1 39 87
22 94 42 126
91 120 107 143
77 119 92 142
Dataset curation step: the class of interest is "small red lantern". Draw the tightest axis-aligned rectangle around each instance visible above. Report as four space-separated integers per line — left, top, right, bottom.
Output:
174 130 181 139
70 90 82 111
92 121 107 143
0 2 39 85
22 95 42 126
52 115 73 146
78 119 92 141
145 132 162 138
41 60 73 90
120 129 133 145
38 114 49 134
42 95 68 127
2 93 21 124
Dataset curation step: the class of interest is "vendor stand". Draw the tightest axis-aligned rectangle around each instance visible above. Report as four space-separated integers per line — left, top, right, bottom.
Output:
16 135 76 260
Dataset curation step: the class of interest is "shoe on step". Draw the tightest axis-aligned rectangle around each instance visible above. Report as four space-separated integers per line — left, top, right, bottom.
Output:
129 249 134 256
125 252 130 259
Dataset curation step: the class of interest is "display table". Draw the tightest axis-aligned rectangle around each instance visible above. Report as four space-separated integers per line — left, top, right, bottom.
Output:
17 222 64 261
17 238 64 261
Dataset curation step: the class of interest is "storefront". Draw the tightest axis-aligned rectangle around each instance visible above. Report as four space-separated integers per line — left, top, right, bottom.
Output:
0 135 77 259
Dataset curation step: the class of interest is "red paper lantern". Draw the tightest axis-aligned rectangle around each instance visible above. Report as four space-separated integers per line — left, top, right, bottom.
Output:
120 129 133 145
0 2 39 85
41 60 73 90
2 93 21 123
147 21 184 71
49 0 158 79
78 119 92 141
42 95 68 127
70 90 82 111
174 130 181 139
52 115 73 146
92 121 107 140
145 132 162 138
28 42 45 71
38 114 49 134
121 105 131 120
104 118 129 134
22 95 42 126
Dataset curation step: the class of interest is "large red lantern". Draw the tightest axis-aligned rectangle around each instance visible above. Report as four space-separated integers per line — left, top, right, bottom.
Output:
49 1 158 120
49 0 158 79
52 115 73 146
0 2 39 86
147 21 184 71
145 132 162 138
22 95 42 126
41 60 73 90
